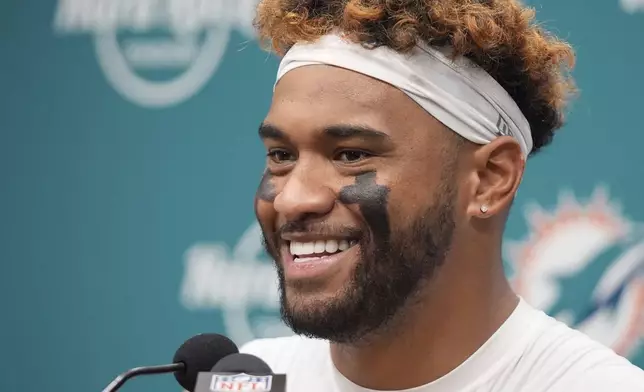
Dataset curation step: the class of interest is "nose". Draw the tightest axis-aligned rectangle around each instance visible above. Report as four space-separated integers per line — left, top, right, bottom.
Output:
273 163 336 222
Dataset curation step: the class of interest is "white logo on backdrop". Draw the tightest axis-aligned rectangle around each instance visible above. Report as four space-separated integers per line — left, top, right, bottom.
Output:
53 0 259 108
180 222 292 345
621 0 644 13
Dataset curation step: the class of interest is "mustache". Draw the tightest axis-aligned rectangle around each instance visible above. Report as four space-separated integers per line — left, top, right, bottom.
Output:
276 220 364 240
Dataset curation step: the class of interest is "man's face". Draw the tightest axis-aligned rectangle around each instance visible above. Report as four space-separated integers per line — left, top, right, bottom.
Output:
255 65 462 343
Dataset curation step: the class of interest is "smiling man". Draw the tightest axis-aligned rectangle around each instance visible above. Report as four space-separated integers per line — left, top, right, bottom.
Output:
241 0 644 391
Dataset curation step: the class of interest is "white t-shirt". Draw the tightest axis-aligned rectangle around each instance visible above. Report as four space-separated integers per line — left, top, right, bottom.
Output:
240 299 644 391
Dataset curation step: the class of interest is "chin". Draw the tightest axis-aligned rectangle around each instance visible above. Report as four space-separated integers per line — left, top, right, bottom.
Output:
280 273 352 309
282 278 345 304
280 290 350 338
279 286 371 343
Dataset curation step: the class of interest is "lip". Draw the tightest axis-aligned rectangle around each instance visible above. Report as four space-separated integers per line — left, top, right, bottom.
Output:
281 243 360 281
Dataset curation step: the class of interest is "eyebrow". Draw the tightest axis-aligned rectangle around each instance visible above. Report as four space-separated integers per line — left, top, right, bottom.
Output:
258 122 391 142
324 125 391 141
258 123 288 140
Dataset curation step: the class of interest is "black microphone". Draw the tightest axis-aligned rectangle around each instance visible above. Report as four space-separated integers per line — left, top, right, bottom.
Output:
193 353 287 392
102 333 238 392
211 353 273 374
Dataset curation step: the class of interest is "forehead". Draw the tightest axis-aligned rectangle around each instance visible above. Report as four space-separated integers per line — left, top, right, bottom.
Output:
274 65 395 106
265 65 447 142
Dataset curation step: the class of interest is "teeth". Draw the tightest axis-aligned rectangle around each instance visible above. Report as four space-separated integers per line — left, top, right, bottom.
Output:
302 242 315 255
314 240 326 253
325 240 338 253
290 239 356 256
294 256 319 263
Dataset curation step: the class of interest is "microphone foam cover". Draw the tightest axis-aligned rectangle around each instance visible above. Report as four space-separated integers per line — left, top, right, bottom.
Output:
173 333 239 391
211 353 273 375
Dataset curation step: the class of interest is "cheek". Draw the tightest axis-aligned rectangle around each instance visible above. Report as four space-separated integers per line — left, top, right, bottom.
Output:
381 190 414 228
382 174 444 222
254 199 277 231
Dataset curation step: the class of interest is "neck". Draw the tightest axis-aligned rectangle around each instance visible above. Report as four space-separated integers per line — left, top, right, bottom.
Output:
329 242 518 390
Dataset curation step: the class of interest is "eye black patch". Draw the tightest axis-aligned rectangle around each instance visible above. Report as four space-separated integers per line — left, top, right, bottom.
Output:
256 171 277 202
338 171 391 241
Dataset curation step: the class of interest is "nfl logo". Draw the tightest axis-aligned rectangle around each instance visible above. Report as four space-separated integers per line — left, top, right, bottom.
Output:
210 373 273 391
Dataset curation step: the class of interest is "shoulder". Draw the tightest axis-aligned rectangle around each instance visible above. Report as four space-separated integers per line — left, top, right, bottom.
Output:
564 361 644 391
517 308 644 391
239 335 329 373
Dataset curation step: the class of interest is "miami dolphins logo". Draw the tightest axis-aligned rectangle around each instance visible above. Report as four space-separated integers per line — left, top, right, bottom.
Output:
505 186 644 361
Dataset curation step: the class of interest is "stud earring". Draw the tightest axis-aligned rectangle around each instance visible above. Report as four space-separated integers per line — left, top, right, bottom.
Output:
480 205 489 214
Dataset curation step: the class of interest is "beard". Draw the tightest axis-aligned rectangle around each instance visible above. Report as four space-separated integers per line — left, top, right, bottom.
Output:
261 180 457 344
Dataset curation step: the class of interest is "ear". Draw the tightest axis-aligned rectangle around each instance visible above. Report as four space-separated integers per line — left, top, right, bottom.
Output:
466 137 525 219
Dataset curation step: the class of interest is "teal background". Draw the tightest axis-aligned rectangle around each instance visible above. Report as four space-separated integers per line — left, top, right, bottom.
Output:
1 1 643 391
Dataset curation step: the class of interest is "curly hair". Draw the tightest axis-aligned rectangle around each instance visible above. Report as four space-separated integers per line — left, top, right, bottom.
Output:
254 0 577 155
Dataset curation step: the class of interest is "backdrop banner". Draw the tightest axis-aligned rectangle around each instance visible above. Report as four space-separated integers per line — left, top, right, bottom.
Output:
1 1 643 391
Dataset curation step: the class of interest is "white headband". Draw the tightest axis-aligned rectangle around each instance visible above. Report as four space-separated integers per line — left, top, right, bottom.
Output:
275 33 533 156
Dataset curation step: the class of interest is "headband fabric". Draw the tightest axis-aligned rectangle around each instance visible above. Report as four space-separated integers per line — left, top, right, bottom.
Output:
275 33 533 156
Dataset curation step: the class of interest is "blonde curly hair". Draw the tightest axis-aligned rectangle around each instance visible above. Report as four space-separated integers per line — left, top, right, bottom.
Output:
254 0 577 155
